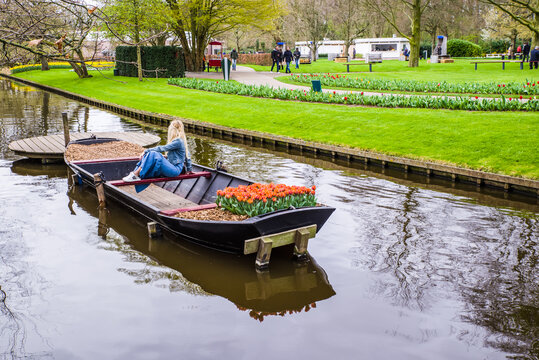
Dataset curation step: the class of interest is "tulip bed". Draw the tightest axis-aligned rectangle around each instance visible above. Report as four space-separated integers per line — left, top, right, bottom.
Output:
168 78 539 112
289 74 539 96
216 183 317 217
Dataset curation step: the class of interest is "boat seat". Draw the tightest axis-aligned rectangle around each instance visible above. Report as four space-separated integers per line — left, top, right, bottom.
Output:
109 171 211 186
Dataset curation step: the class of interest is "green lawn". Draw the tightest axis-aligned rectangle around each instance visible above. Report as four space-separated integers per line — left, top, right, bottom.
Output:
14 69 539 179
243 59 539 83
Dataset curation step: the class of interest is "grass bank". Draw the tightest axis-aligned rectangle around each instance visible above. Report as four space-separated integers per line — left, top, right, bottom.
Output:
13 69 539 179
243 59 539 83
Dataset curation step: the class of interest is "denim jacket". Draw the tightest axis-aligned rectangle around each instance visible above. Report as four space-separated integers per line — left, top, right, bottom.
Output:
145 138 192 172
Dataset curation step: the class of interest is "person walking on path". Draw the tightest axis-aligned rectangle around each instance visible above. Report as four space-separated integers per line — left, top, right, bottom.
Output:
523 42 531 62
530 46 539 69
230 49 238 71
122 120 192 183
270 46 281 72
293 48 301 69
283 47 294 73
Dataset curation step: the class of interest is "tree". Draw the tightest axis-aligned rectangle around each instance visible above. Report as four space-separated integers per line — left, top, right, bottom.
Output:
0 0 100 78
481 0 539 47
166 0 285 71
101 0 171 81
330 0 369 58
290 0 330 61
364 0 431 67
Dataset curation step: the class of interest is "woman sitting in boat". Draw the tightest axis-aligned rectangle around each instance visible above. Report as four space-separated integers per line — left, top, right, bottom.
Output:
122 120 192 182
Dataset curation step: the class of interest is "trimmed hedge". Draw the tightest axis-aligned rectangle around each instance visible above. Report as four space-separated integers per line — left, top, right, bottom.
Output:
115 46 185 78
447 39 482 58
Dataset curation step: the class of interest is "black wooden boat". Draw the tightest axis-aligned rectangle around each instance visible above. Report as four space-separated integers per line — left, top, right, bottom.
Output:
66 138 335 260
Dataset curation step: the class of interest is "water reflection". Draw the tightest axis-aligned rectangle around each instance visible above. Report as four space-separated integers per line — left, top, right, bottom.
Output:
3 78 539 359
66 178 336 319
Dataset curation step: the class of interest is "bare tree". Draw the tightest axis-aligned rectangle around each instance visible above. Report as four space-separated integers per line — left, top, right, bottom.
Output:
290 0 330 61
0 0 101 78
481 0 539 47
364 0 431 67
330 0 369 58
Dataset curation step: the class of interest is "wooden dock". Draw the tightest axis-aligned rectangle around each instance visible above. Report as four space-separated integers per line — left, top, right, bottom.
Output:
9 132 161 160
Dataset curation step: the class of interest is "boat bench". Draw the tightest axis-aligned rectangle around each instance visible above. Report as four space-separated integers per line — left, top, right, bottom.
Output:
109 171 211 186
343 62 375 72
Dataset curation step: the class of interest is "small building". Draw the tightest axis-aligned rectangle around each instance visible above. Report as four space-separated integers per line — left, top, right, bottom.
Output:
295 37 410 60
354 37 410 60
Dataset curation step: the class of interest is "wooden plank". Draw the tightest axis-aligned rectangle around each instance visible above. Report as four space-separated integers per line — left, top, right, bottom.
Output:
33 136 60 153
23 137 48 153
109 171 211 186
244 225 317 255
121 184 197 210
159 203 217 216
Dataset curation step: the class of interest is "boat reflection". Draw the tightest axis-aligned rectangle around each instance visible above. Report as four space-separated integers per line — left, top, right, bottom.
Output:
67 175 336 320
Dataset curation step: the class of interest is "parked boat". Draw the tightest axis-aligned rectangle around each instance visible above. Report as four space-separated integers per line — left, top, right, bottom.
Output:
66 138 335 263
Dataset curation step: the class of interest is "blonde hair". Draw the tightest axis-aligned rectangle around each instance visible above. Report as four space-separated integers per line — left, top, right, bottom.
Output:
167 120 190 157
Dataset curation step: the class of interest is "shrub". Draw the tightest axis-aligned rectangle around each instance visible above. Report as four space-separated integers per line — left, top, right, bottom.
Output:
115 46 184 78
447 39 482 57
420 42 432 58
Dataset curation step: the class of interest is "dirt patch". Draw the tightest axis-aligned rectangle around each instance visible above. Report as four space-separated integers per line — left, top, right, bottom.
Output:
174 207 249 221
65 141 145 162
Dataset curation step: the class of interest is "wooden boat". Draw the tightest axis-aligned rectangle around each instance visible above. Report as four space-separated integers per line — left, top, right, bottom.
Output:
66 138 335 266
68 182 336 316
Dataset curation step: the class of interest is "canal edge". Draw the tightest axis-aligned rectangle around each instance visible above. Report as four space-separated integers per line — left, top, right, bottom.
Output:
2 73 538 197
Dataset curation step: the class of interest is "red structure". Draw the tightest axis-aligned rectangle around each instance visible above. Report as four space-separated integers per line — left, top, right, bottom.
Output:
207 41 223 71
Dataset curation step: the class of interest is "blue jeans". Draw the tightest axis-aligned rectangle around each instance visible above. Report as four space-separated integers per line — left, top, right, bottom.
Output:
232 59 237 70
286 61 291 73
295 58 299 68
136 151 182 179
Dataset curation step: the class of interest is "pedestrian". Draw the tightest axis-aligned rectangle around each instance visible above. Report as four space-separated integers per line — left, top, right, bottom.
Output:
402 45 410 61
283 47 294 73
353 48 356 59
270 46 281 72
522 42 531 62
293 47 301 69
517 44 522 53
530 46 539 70
122 120 192 182
508 45 514 60
230 48 238 70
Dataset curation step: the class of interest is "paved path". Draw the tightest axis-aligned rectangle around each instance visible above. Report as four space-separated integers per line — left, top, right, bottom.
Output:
186 66 531 102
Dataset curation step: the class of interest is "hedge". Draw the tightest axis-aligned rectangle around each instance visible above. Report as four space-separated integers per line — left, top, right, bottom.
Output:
447 39 482 57
115 46 185 78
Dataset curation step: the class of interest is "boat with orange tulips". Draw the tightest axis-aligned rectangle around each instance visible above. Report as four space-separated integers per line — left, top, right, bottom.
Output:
66 137 335 266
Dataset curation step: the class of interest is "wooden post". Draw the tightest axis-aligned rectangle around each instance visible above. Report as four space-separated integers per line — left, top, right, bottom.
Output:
147 222 162 238
293 228 310 260
62 112 70 147
98 207 108 238
93 173 106 208
255 238 273 270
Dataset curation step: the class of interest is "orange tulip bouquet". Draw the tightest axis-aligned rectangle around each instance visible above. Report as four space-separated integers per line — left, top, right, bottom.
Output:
216 183 317 217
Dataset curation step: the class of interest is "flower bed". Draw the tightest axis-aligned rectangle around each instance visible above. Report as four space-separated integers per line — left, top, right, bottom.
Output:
216 183 317 217
10 61 115 74
289 74 539 96
168 78 539 112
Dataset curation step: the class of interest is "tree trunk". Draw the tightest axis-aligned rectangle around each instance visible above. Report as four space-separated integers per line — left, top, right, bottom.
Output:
409 0 421 67
40 55 49 71
136 45 143 81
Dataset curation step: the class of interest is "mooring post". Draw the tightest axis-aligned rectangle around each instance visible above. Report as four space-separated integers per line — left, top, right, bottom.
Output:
98 207 108 238
62 112 70 147
293 228 310 260
255 238 273 270
147 222 162 239
93 173 106 208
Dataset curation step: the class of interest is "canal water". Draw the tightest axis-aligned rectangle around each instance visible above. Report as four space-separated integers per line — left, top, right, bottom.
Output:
0 79 537 360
